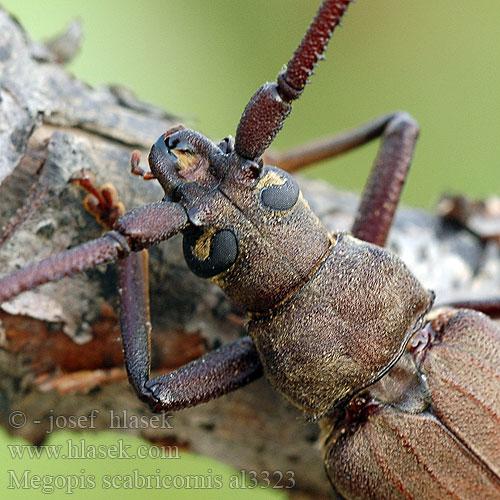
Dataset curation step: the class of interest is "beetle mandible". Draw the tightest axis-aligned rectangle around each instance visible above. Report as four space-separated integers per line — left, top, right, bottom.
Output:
1 1 499 498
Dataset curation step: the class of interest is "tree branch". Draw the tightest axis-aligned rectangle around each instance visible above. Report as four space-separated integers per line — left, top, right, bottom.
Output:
0 9 498 500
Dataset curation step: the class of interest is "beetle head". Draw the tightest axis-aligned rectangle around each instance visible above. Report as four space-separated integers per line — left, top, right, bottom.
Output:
144 0 353 313
148 126 332 313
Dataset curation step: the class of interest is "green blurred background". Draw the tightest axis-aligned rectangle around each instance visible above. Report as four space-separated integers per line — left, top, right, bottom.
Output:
1 0 499 499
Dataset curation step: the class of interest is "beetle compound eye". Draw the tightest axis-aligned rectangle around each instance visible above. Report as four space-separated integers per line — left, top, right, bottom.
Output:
259 168 299 211
183 227 238 278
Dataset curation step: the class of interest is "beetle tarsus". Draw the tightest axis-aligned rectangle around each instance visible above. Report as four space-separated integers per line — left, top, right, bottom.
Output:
70 167 125 230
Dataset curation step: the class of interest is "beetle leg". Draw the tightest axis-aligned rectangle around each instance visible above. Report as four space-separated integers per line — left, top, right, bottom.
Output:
118 250 151 394
145 337 263 412
118 250 263 411
69 167 125 230
263 112 401 173
352 113 419 246
437 299 500 319
264 112 418 247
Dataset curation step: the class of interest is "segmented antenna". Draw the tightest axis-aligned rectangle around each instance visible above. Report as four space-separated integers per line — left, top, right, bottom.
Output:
235 0 351 160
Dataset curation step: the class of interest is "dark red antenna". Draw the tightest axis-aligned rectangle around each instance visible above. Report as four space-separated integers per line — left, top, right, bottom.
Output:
235 0 351 160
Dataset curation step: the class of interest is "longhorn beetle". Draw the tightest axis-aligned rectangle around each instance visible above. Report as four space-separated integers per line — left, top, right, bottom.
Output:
1 1 500 497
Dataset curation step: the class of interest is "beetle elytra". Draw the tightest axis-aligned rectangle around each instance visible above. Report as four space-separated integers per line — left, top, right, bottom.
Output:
1 1 499 498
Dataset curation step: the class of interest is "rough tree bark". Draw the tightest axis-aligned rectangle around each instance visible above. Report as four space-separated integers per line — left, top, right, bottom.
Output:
0 9 499 500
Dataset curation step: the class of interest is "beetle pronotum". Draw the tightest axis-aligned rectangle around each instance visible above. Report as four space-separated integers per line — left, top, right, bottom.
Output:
1 1 499 498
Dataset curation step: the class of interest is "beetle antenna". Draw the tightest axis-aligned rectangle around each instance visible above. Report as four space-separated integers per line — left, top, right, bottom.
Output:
235 0 351 161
